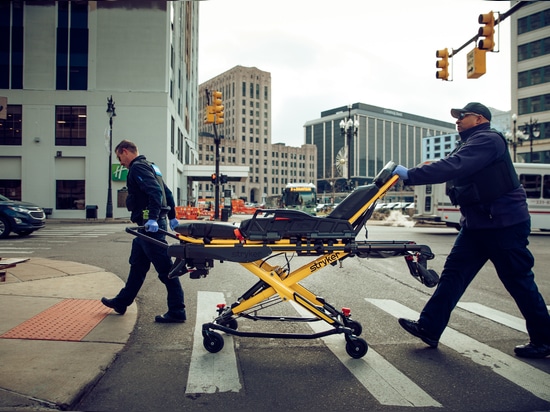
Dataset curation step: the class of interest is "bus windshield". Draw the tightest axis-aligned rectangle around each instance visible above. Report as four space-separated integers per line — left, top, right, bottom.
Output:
281 184 317 214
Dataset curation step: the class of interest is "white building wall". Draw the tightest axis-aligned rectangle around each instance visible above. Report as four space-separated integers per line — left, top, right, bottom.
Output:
0 2 199 218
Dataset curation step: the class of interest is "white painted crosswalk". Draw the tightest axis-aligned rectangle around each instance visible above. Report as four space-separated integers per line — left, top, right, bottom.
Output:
366 298 550 403
0 224 125 254
186 291 242 394
187 292 550 408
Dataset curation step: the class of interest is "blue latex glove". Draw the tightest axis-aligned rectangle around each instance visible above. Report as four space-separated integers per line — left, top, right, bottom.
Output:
170 218 179 231
144 219 159 233
393 165 409 180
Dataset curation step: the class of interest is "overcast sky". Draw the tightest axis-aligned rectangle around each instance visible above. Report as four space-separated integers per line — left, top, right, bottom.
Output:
198 0 512 146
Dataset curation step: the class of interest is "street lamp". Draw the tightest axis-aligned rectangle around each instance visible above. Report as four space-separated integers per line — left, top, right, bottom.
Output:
521 118 540 163
106 95 116 219
505 113 524 162
339 104 359 191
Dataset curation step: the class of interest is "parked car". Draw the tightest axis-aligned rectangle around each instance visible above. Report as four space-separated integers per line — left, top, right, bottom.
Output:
0 194 46 238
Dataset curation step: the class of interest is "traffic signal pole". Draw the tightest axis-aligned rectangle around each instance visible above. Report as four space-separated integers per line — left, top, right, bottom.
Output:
204 89 224 220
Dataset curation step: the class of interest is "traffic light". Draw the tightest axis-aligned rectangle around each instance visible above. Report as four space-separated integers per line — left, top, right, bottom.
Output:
212 90 224 125
211 173 218 184
204 105 214 124
435 48 449 81
478 12 495 51
220 174 228 184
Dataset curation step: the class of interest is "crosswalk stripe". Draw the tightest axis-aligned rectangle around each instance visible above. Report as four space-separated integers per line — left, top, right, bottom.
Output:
457 302 527 333
186 291 242 394
457 302 550 333
366 298 550 402
290 301 442 407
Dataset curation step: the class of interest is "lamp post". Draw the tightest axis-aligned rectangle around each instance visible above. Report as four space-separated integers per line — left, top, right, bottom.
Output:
339 104 359 191
106 96 116 219
522 118 540 163
505 113 524 162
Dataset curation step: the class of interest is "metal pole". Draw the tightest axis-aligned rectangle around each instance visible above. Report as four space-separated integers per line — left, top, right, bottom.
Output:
214 136 220 220
106 116 113 218
106 96 115 219
512 117 517 162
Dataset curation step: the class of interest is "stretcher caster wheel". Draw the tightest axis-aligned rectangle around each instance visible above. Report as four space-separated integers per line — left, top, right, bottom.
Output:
345 336 368 359
203 331 224 353
218 318 238 330
345 320 362 336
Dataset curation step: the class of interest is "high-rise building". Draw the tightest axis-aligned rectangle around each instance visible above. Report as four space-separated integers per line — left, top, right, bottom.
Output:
198 66 317 206
304 103 455 195
0 1 199 218
510 1 550 163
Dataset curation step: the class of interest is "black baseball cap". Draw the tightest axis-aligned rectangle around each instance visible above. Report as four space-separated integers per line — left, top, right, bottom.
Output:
450 102 492 121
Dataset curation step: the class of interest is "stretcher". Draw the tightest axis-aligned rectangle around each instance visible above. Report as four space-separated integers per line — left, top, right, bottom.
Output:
126 161 439 358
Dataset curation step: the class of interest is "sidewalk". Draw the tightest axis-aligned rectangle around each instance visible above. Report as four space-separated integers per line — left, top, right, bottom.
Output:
0 257 136 410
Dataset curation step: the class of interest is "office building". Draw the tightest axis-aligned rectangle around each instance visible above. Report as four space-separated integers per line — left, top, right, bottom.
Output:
0 1 200 218
198 65 317 206
304 103 456 194
510 1 550 163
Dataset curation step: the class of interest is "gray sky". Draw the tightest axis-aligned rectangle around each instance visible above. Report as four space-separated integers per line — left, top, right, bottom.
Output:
198 0 512 146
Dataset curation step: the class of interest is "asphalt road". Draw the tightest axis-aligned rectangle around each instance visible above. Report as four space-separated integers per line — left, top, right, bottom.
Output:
3 221 550 411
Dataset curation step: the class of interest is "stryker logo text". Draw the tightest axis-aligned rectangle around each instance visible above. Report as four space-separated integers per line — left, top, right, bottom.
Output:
310 252 341 272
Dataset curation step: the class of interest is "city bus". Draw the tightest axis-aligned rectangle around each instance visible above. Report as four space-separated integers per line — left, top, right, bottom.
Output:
413 163 550 231
281 182 317 215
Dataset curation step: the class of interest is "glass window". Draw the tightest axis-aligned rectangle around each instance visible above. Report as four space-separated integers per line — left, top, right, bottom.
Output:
55 105 87 146
0 179 21 200
543 175 550 199
520 174 541 199
0 105 22 145
56 180 85 209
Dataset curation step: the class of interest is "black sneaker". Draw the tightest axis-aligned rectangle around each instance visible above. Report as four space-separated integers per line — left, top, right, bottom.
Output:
155 312 186 323
514 342 550 359
101 297 127 315
398 318 438 348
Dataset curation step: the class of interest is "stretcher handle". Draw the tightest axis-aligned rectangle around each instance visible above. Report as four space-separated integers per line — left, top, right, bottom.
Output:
125 226 180 248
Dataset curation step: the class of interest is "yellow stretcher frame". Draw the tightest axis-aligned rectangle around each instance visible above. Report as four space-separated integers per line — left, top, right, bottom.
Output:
126 163 438 359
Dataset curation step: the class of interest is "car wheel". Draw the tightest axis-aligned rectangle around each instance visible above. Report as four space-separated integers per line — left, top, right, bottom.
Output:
0 216 11 239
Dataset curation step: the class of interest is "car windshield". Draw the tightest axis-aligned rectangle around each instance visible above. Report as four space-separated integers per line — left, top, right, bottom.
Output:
0 195 10 201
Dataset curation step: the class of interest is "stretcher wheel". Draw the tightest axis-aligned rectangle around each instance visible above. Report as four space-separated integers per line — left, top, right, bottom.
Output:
219 318 238 330
345 336 368 359
203 331 224 353
345 320 362 336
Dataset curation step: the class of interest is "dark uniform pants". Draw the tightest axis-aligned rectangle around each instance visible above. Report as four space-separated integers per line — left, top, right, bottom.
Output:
419 220 550 344
116 219 185 316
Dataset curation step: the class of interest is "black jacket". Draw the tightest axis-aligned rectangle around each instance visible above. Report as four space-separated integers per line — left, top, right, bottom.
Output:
125 155 176 224
405 123 529 229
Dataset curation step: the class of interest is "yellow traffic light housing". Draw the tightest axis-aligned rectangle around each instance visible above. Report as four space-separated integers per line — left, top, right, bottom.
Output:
436 48 449 81
467 47 486 79
478 12 495 51
204 105 215 124
212 90 224 125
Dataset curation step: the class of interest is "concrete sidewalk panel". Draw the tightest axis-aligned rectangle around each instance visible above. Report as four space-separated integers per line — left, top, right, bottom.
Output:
0 339 122 409
0 271 124 300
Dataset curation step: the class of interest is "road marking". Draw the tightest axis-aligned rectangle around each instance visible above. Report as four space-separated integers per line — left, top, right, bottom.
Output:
291 301 441 407
457 302 550 333
366 298 550 403
457 302 527 333
186 291 241 394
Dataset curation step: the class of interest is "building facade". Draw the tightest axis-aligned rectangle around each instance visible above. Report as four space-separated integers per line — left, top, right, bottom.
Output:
304 103 456 196
198 66 317 206
510 1 550 164
0 1 200 218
